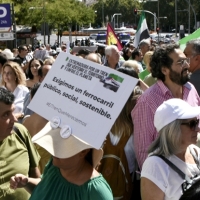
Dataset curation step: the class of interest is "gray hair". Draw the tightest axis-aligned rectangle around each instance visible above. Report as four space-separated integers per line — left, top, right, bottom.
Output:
139 39 150 48
186 39 200 54
105 45 118 56
122 60 139 74
148 119 183 157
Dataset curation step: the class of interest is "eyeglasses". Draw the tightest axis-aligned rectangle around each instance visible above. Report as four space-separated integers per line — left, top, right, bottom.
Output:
177 58 190 67
181 119 199 131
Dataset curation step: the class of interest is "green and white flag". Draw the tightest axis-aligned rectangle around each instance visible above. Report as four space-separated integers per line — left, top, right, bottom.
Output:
133 11 150 48
179 28 200 50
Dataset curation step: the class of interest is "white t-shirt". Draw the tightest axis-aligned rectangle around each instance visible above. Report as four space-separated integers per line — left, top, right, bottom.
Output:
141 144 200 200
13 85 29 114
137 61 144 73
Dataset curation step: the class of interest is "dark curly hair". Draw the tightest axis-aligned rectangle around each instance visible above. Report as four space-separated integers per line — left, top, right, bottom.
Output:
27 58 43 79
150 44 180 81
0 88 15 105
131 48 140 59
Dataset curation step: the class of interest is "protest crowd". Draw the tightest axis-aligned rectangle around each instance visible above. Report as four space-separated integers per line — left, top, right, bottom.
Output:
1 27 200 200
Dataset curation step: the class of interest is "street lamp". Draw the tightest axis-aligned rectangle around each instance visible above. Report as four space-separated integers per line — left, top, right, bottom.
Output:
158 16 167 37
175 0 177 37
29 6 46 45
111 13 122 29
177 9 189 33
42 0 46 45
105 15 109 26
157 0 159 33
138 0 158 31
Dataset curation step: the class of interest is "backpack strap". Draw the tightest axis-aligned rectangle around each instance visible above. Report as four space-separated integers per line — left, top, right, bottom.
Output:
189 146 200 169
13 125 26 144
102 154 129 185
153 155 192 184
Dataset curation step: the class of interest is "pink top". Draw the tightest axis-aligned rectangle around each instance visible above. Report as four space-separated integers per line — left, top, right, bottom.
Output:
131 80 200 170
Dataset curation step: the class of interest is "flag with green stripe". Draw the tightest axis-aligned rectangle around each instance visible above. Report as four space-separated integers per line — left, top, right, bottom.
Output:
179 28 200 50
133 11 150 48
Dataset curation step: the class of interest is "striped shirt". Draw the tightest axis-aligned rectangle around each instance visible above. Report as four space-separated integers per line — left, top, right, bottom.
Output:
131 80 200 170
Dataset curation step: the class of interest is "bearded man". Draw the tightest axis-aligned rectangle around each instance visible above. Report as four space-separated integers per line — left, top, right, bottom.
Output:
131 44 200 170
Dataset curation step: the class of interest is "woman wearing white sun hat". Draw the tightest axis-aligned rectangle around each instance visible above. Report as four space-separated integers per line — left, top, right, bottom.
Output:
141 98 200 200
10 120 113 200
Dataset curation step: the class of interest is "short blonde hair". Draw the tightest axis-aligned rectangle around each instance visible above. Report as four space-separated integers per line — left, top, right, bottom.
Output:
1 61 26 86
143 51 153 71
44 57 55 65
122 60 140 74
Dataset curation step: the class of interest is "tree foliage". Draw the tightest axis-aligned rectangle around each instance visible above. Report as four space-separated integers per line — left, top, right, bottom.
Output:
142 0 199 31
10 0 95 30
7 0 200 32
92 0 199 32
92 0 141 27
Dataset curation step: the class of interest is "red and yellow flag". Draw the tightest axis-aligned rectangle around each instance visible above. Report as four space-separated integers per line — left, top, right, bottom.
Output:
106 23 123 51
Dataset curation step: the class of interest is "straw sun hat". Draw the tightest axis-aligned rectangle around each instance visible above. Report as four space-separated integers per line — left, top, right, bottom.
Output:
32 118 103 168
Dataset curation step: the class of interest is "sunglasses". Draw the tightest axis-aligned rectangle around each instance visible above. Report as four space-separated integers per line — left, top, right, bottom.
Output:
181 119 199 131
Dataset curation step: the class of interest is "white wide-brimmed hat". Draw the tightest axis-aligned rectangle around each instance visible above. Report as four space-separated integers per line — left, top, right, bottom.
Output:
1 49 15 60
154 98 200 132
32 121 103 168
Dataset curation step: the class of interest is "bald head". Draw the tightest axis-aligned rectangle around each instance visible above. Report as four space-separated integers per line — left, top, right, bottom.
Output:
39 64 52 82
85 53 102 64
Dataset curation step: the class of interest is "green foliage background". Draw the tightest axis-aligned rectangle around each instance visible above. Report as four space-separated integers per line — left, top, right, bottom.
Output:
1 0 200 32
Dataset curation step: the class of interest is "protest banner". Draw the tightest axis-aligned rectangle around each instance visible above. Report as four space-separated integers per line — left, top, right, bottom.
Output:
29 53 138 149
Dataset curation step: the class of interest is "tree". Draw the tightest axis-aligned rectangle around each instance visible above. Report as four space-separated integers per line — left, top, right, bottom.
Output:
11 0 95 31
143 0 199 32
10 0 200 32
92 0 141 27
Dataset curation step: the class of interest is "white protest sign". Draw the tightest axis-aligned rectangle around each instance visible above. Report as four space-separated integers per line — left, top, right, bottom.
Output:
29 53 138 149
66 42 70 54
34 49 48 61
